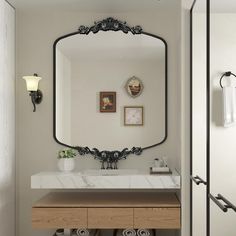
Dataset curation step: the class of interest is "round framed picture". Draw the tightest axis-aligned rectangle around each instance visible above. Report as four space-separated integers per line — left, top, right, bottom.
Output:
125 76 144 98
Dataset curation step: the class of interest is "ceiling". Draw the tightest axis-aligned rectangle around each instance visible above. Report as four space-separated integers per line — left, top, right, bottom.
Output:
8 0 180 12
7 0 236 13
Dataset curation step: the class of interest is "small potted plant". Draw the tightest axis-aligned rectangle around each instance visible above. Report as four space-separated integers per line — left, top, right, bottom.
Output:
57 148 77 172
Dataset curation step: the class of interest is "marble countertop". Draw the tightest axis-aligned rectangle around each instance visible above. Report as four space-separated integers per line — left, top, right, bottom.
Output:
31 171 181 190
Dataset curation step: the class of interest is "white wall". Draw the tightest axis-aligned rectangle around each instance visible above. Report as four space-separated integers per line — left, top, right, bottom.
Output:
56 49 71 143
16 7 182 236
210 14 236 236
0 1 15 236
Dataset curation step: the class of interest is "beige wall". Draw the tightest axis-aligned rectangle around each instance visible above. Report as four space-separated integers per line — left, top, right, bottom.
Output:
16 7 182 236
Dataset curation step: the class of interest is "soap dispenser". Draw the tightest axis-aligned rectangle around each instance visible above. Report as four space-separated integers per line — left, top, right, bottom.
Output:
154 158 164 167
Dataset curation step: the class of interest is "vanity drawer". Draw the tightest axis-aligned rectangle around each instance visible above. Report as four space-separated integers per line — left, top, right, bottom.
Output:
134 208 181 229
88 208 133 229
32 208 87 229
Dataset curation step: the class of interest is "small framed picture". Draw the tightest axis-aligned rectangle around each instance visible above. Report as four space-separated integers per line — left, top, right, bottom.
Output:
125 76 144 98
124 106 144 126
100 92 116 112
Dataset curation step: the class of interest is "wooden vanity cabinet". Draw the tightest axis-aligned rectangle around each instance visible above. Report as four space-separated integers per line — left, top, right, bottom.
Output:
134 208 180 229
32 208 87 229
88 208 133 229
32 192 181 229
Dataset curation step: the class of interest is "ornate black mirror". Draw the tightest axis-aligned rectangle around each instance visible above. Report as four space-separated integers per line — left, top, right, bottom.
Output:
53 18 168 163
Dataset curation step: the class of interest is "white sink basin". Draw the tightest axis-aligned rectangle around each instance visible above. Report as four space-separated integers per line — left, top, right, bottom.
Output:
82 169 143 176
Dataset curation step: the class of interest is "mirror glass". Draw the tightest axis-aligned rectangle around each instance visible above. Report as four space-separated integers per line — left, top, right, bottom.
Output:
55 30 167 150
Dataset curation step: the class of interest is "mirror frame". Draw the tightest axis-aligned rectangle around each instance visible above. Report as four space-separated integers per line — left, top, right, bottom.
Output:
53 17 168 161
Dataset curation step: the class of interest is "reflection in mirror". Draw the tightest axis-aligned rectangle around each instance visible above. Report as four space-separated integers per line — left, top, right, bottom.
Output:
54 19 167 154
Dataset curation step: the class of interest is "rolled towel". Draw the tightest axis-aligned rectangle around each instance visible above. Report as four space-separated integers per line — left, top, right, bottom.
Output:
122 229 136 236
137 229 153 236
76 229 97 236
55 229 64 236
116 229 136 236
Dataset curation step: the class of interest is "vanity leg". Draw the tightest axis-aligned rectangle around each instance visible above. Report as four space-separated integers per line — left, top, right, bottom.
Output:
64 229 71 236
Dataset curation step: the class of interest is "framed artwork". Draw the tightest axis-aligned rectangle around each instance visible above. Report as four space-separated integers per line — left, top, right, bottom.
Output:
100 92 116 112
125 76 144 98
124 106 144 126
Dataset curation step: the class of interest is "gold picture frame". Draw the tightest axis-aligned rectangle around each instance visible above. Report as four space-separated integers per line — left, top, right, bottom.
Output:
124 106 144 126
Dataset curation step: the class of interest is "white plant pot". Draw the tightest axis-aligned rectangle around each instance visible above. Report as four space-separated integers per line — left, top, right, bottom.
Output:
58 158 75 172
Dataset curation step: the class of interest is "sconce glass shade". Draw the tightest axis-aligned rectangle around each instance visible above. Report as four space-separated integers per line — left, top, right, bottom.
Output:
22 75 42 91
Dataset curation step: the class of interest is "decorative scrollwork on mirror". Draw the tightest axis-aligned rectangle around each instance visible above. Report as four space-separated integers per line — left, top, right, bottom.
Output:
75 146 143 169
53 17 168 166
78 17 143 35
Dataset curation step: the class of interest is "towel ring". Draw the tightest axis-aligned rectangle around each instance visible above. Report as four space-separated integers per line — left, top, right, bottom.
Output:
220 71 236 88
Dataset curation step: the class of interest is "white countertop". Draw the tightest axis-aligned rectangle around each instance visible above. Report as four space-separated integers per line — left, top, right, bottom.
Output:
31 171 181 190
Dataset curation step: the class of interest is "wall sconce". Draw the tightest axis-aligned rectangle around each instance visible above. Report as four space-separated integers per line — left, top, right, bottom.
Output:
22 73 43 112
